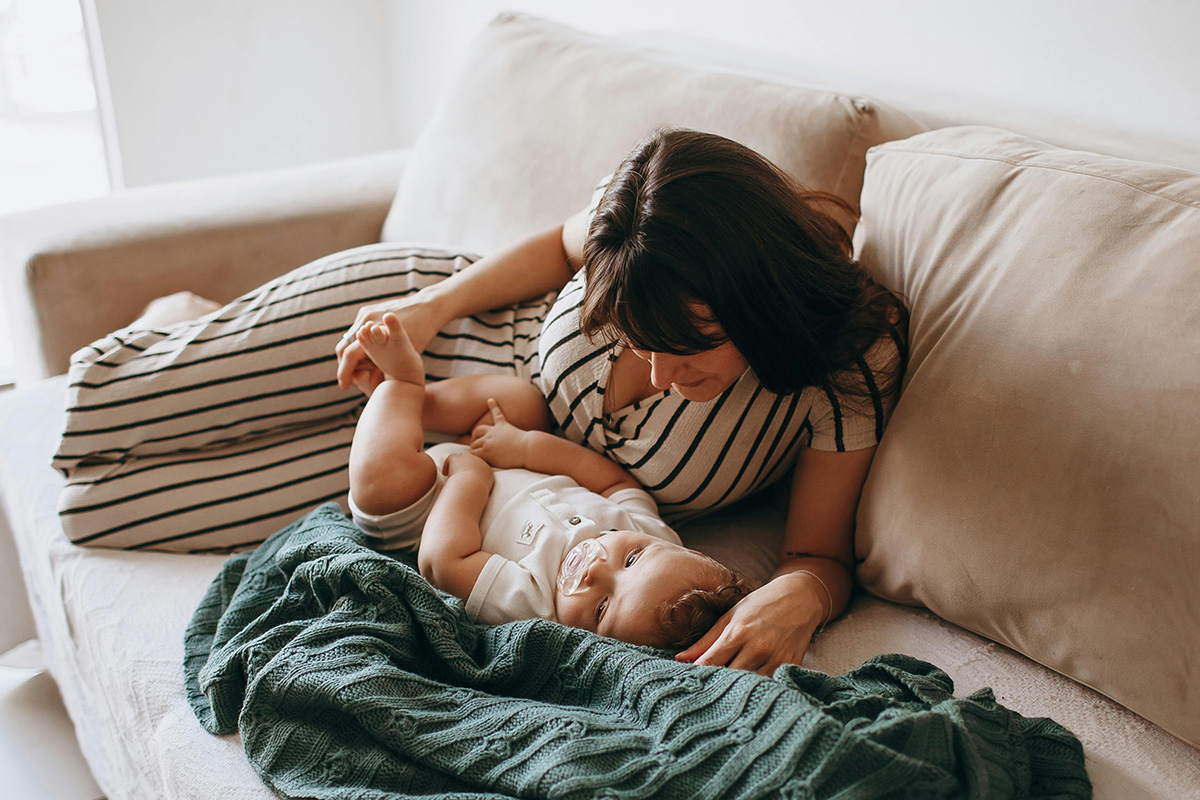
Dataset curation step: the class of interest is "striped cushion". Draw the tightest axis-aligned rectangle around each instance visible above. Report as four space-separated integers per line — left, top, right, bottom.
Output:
54 245 550 552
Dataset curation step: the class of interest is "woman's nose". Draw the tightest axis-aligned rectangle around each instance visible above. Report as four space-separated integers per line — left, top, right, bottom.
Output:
648 352 683 389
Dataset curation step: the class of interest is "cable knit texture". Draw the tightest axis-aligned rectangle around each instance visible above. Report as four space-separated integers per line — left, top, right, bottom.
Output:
184 503 1090 799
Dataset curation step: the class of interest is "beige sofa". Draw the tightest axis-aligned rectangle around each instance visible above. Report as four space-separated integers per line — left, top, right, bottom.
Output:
1 13 1198 799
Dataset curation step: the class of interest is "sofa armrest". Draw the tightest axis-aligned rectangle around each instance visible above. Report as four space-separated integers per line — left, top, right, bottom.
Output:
0 149 407 384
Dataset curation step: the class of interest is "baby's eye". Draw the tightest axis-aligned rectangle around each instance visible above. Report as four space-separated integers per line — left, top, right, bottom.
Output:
596 598 608 622
624 549 641 568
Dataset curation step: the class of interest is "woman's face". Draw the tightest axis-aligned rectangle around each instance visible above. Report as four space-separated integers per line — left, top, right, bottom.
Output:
626 304 749 402
629 342 749 402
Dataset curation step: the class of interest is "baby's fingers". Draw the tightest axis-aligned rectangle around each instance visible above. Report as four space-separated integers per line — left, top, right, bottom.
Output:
486 398 507 423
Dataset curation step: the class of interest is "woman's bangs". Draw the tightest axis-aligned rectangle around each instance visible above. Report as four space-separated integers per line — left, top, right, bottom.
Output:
608 286 725 355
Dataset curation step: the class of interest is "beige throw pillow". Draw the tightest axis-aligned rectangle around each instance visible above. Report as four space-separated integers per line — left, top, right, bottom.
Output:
382 13 925 254
854 125 1200 747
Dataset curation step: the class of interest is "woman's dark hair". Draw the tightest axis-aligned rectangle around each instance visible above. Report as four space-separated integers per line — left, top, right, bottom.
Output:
580 127 907 400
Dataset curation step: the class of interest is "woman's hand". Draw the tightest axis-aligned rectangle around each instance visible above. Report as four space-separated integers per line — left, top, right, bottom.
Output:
683 445 874 674
336 295 446 395
335 222 580 396
674 570 826 675
469 399 533 470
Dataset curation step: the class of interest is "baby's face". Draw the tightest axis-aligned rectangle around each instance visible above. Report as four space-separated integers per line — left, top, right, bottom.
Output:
554 530 713 647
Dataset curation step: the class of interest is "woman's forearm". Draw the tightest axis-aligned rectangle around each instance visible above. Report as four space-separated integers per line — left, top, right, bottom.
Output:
421 224 576 324
337 222 581 392
777 445 876 624
770 556 852 626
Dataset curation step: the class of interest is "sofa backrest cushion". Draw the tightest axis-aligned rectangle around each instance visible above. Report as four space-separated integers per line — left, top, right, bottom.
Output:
854 125 1200 748
381 13 925 254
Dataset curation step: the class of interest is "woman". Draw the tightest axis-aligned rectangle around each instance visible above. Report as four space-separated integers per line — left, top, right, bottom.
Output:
335 127 907 673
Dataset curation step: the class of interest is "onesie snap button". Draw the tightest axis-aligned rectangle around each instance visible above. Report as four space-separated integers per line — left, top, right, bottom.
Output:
569 516 582 525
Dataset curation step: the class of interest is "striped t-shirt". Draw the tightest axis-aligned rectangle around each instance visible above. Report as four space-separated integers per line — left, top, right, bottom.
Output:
538 270 898 524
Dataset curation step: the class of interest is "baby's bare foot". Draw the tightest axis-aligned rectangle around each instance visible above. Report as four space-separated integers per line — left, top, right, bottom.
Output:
131 291 221 330
355 312 426 385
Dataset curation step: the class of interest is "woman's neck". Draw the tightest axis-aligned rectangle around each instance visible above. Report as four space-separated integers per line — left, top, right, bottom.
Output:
603 347 659 414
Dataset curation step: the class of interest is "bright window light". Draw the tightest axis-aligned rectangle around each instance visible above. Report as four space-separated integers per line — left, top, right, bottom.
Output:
0 0 111 384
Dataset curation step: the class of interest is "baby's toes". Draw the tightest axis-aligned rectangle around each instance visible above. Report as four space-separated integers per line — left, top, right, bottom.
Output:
354 322 380 346
382 313 413 346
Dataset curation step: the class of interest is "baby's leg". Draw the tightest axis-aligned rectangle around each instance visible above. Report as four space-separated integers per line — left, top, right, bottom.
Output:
424 374 551 439
349 314 438 515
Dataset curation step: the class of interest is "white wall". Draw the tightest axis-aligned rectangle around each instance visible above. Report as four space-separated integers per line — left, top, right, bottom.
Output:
384 0 1200 151
93 0 397 187
93 0 1200 188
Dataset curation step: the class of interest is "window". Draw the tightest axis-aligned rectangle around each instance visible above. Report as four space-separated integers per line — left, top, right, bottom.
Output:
0 0 111 386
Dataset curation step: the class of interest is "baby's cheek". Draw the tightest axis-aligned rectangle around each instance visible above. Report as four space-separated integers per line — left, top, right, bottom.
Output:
556 596 588 631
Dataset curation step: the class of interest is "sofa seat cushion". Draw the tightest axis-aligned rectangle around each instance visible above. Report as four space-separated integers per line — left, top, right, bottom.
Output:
0 377 271 800
4 378 1198 798
382 12 925 254
853 125 1200 748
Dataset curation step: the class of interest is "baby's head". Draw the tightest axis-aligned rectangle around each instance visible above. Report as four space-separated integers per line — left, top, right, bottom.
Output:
555 530 754 649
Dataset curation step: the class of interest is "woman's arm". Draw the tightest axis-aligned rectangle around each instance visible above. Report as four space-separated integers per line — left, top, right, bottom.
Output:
676 445 876 674
336 210 590 393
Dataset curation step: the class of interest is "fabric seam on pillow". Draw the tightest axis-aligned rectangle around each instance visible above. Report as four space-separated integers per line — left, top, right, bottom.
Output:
873 147 1200 211
832 99 870 208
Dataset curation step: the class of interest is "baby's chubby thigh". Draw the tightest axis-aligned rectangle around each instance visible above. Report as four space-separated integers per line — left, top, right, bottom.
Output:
350 442 469 551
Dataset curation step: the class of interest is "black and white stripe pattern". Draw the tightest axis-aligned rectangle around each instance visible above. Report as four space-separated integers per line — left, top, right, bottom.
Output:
54 235 895 552
55 244 551 552
538 271 897 524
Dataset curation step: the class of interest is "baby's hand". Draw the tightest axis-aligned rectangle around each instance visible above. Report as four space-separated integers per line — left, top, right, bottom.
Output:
354 312 426 385
442 451 494 490
469 399 532 470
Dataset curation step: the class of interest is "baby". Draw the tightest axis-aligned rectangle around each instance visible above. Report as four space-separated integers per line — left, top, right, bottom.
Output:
348 312 752 649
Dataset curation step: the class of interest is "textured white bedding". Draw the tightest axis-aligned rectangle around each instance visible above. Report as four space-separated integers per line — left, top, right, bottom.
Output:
2 376 1198 800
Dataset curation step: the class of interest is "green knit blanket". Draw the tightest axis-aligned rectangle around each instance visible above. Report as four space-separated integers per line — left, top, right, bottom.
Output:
184 502 1090 799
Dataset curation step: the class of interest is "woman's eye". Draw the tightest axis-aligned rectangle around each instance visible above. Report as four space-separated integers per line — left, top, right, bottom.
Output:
624 549 641 568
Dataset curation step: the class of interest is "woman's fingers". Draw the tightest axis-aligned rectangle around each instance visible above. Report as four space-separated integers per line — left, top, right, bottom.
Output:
676 600 811 676
337 337 385 395
336 309 372 355
675 611 731 664
336 306 411 391
687 628 793 675
336 300 443 394
336 339 364 390
353 363 383 398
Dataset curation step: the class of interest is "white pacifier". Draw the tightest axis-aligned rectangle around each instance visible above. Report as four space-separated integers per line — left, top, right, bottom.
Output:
557 539 606 596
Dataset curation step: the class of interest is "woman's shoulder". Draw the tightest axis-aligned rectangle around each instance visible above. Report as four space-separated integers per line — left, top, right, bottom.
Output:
862 325 907 380
803 328 906 451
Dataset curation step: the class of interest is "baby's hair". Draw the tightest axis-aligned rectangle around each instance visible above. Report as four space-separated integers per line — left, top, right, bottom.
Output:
656 556 757 650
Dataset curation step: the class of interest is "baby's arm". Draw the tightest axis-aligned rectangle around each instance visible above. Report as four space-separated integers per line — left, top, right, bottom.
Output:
470 399 640 497
416 451 495 601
